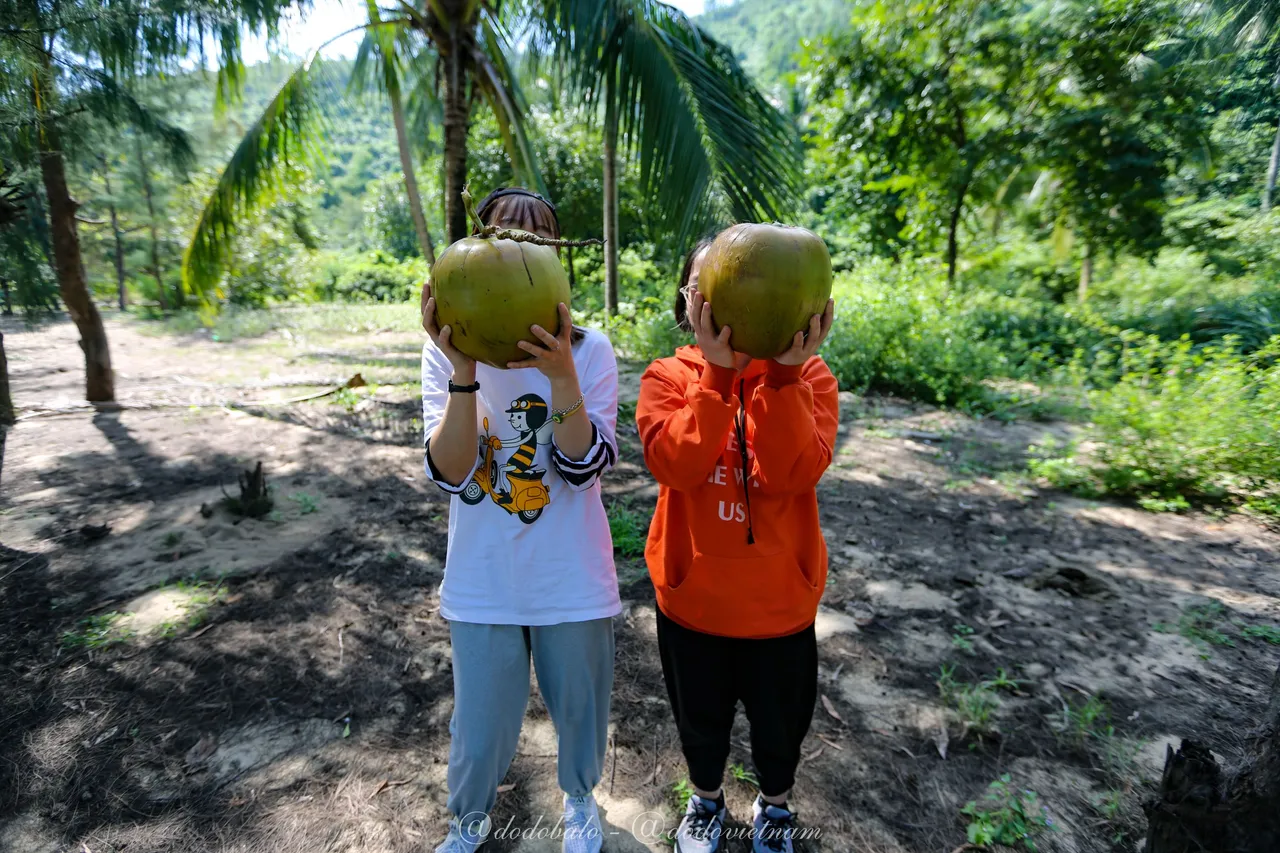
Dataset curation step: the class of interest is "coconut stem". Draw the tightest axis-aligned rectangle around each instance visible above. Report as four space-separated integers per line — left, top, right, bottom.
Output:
461 182 604 249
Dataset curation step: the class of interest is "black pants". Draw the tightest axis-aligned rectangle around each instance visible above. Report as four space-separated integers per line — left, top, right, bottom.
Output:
656 608 818 798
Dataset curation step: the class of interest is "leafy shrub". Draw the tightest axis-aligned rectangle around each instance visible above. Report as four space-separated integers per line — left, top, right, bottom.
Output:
961 775 1053 851
331 251 427 303
589 297 692 364
820 260 1004 406
1031 335 1280 506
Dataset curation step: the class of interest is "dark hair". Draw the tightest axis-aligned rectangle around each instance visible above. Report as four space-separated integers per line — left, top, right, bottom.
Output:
674 238 715 333
475 187 561 239
478 187 585 345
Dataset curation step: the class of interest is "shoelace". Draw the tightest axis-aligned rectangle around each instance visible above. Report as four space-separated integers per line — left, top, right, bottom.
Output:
564 799 593 831
758 809 796 853
685 800 720 841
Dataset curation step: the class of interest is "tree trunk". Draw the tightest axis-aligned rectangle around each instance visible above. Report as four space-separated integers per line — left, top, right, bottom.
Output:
1078 242 1093 303
1 279 12 316
441 23 471 245
1144 664 1280 853
32 75 115 402
101 164 128 312
603 71 620 317
135 139 172 309
390 84 436 265
0 330 11 487
566 244 577 290
1263 118 1280 214
945 184 967 286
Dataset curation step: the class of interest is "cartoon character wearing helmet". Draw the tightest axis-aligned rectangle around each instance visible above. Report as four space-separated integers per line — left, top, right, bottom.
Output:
498 394 554 496
459 393 554 524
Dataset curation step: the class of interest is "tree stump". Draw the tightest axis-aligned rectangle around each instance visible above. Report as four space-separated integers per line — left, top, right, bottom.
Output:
1144 664 1280 853
224 461 273 519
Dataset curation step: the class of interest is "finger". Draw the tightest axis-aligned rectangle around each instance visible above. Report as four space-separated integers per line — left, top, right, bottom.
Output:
791 329 805 352
424 298 441 336
438 324 451 347
517 339 548 358
700 301 715 336
506 359 539 369
529 324 560 350
717 324 732 344
557 303 573 341
804 315 822 355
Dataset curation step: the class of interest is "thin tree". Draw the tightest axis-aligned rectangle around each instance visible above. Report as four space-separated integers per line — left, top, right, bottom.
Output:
1 0 280 401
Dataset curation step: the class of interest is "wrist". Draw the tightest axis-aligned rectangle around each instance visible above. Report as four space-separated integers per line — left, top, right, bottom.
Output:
549 373 580 393
451 364 477 384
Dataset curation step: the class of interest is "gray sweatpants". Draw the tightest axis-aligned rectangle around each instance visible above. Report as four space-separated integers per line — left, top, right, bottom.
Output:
446 618 615 823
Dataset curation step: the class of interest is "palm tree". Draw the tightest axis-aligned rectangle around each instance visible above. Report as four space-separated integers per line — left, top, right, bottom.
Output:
1 0 291 402
183 0 800 307
539 0 800 313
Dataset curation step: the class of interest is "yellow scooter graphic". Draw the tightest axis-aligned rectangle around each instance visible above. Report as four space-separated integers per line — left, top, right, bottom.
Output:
460 417 549 524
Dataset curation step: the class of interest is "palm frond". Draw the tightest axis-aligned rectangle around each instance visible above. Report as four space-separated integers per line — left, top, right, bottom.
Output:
536 0 801 242
474 13 548 196
182 57 326 301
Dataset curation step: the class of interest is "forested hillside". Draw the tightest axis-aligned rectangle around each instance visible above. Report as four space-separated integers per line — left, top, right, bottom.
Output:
699 0 849 86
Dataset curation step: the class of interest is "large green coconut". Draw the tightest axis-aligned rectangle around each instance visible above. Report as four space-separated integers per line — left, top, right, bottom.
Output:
698 223 832 359
431 234 571 367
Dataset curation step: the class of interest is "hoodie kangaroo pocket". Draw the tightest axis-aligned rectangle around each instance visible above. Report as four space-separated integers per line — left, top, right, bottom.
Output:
663 551 819 637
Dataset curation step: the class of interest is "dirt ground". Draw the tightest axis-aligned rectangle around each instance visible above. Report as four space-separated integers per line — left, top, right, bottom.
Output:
3 313 1280 853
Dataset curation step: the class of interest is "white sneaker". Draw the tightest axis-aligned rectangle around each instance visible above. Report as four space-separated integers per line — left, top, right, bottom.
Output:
563 794 603 853
752 795 797 853
675 793 725 853
435 815 488 853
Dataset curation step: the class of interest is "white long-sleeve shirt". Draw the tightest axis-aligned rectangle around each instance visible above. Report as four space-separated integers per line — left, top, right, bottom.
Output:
421 327 622 626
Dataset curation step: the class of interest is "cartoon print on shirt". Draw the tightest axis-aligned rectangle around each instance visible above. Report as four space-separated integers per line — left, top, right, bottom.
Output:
458 393 553 524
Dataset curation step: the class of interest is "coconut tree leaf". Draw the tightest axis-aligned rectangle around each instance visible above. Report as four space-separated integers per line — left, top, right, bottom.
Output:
182 57 327 302
536 0 801 243
473 14 547 197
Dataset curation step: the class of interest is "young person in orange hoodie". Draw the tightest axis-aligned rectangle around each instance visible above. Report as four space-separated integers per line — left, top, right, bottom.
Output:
635 240 838 853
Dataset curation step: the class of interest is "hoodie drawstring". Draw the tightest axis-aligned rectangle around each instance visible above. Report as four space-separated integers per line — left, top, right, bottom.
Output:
736 378 755 546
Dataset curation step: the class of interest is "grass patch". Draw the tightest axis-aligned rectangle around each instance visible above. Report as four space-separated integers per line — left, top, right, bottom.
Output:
608 504 650 559
289 492 320 515
1154 600 1236 652
137 303 424 343
1242 624 1280 644
938 665 1001 735
728 762 759 787
961 774 1053 851
61 612 133 650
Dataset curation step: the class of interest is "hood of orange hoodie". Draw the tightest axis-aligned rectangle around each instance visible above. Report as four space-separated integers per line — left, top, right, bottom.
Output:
673 345 770 382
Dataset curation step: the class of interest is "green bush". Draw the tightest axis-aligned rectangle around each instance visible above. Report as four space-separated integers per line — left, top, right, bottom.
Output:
820 260 1004 406
1032 335 1280 506
331 251 427 303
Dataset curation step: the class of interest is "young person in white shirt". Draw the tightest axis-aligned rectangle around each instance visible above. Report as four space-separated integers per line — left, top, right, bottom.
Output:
420 188 620 853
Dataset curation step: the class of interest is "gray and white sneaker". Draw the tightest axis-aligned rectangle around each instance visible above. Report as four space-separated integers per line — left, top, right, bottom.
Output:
435 815 488 853
563 794 603 853
751 795 798 853
675 793 725 853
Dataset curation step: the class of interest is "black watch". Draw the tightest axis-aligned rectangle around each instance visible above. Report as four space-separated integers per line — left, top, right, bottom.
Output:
448 379 480 394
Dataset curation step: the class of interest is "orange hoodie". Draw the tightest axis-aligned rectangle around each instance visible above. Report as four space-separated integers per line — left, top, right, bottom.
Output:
636 346 840 639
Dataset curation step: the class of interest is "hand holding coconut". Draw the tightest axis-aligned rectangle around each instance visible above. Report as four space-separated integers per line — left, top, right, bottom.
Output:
690 290 751 371
508 302 577 379
422 283 476 382
773 298 835 366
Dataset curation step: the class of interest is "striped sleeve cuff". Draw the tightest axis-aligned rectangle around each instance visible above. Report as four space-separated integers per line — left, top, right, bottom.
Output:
425 439 478 495
552 422 616 491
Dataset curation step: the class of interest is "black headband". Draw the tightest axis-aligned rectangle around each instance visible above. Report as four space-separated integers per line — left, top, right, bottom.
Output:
475 187 560 230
